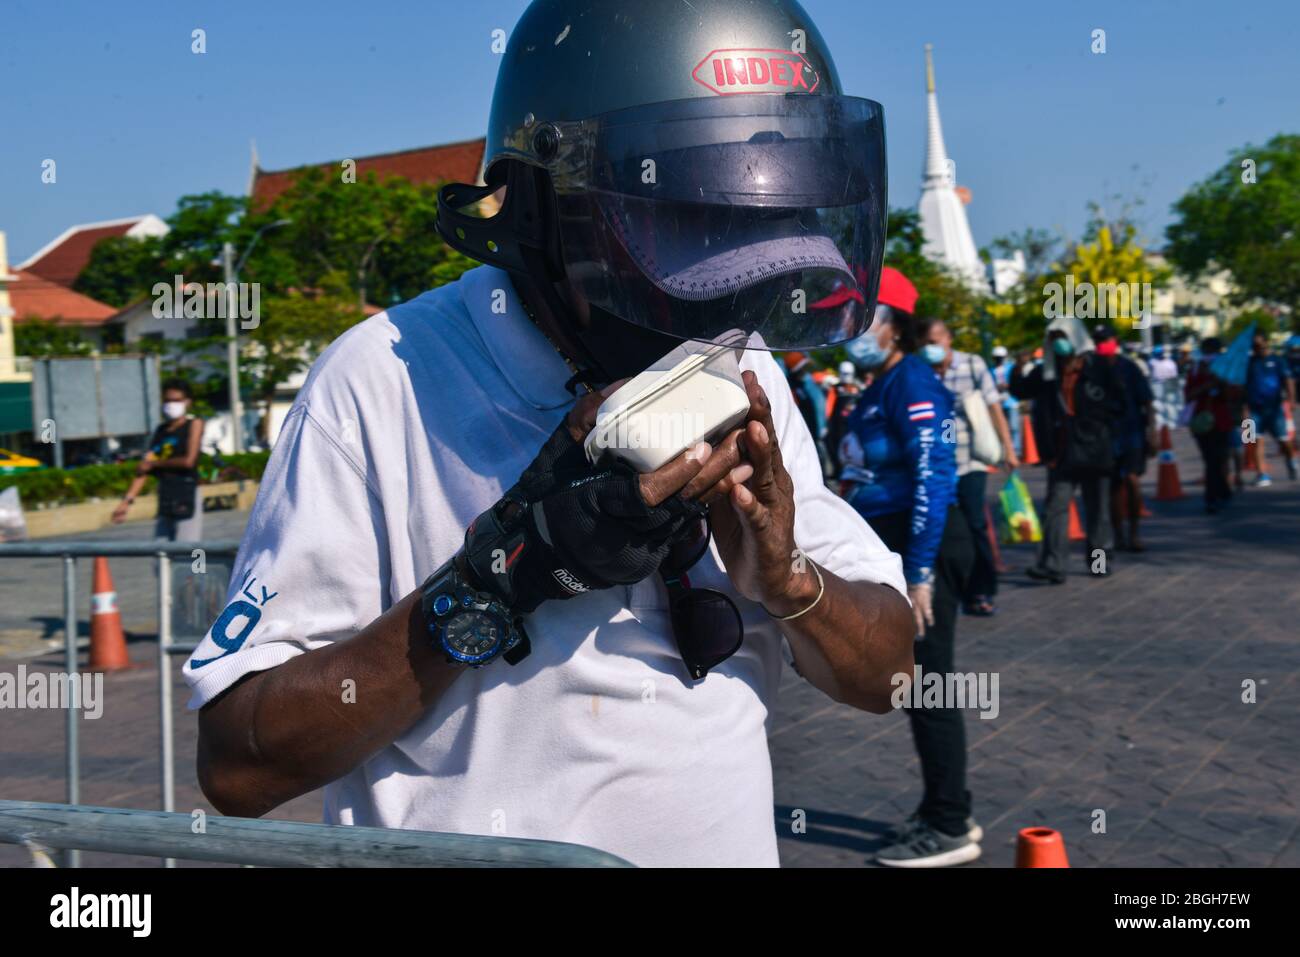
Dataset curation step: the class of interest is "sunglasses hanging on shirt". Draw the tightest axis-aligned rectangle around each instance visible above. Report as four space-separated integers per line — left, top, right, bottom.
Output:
660 512 744 681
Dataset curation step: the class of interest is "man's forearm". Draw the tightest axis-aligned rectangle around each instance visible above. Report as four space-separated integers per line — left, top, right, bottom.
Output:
149 458 195 471
989 402 1014 456
197 589 462 817
777 566 914 714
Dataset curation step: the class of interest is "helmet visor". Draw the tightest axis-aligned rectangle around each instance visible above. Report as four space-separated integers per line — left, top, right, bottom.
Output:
546 94 886 350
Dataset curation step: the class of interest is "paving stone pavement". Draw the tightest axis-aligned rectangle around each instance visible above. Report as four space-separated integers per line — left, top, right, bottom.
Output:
771 429 1299 867
1 429 1295 867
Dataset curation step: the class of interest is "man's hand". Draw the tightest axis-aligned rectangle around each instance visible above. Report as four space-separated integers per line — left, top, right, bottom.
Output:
908 582 934 637
561 385 744 508
697 369 915 712
468 385 748 612
704 371 817 616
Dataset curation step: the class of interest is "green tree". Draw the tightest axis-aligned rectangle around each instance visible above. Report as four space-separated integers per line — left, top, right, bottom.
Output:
987 203 1169 351
73 191 248 307
1166 133 1300 329
1060 217 1170 333
241 278 367 444
1221 307 1276 343
12 319 95 357
988 227 1064 279
251 168 477 310
72 234 166 308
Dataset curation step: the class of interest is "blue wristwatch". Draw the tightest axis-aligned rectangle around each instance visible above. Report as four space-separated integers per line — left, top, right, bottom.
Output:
420 553 531 667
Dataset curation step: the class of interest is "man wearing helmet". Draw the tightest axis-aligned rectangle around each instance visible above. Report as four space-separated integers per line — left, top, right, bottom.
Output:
187 0 914 867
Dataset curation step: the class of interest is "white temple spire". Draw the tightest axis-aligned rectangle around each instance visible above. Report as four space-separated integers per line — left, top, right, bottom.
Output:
923 44 950 184
917 44 989 293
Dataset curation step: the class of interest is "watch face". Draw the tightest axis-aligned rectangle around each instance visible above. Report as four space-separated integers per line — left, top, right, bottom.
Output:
442 609 507 663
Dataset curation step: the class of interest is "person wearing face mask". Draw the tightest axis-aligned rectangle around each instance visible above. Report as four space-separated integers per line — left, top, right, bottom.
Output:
1010 317 1127 583
840 267 980 867
922 320 1018 616
1092 325 1155 552
112 378 206 540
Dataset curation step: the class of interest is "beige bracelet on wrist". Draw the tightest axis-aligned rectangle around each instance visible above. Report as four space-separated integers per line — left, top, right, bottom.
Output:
765 561 825 622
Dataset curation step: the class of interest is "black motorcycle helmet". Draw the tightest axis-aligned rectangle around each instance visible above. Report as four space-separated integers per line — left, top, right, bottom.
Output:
437 0 887 382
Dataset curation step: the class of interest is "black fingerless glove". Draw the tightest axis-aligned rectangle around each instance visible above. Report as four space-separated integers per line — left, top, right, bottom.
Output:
462 420 704 613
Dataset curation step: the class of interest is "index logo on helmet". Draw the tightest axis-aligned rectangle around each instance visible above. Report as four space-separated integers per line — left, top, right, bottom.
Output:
692 48 820 95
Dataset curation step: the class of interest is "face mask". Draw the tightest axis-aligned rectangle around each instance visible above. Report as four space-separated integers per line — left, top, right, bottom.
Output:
921 343 947 365
162 402 187 421
846 333 892 371
1052 338 1075 357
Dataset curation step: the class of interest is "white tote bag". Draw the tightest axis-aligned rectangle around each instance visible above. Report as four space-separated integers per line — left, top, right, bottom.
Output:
963 390 1003 466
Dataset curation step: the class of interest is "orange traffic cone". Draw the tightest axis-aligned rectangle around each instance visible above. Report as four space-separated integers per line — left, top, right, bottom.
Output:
985 502 1008 573
1021 424 1040 466
1155 425 1184 501
1243 436 1262 473
1068 499 1086 542
88 556 130 671
1015 827 1070 867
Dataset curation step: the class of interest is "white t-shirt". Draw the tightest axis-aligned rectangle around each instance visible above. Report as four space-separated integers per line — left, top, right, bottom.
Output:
1150 356 1179 382
183 265 905 867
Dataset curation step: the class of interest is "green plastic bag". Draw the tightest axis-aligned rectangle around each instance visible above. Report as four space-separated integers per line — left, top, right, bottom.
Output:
998 471 1042 544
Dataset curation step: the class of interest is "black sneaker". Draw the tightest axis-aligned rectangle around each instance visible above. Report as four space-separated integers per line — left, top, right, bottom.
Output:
876 821 982 868
887 812 984 844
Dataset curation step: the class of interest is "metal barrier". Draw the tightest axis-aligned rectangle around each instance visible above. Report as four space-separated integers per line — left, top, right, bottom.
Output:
0 800 633 867
0 540 631 869
0 539 240 867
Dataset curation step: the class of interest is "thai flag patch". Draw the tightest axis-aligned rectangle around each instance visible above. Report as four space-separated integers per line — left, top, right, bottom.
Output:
907 401 936 421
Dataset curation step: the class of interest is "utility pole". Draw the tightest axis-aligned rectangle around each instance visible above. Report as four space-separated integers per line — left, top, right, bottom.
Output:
222 219 290 453
222 241 243 454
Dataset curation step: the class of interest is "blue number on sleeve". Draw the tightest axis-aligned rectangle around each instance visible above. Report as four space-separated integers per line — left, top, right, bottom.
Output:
190 600 262 668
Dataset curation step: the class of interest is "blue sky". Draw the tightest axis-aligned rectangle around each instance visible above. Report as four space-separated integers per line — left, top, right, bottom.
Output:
2 0 1297 264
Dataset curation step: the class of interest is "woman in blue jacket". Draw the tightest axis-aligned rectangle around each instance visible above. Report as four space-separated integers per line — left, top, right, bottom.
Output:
839 268 978 867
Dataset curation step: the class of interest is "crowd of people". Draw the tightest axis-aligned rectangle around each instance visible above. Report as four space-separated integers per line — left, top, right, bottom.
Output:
781 266 1300 866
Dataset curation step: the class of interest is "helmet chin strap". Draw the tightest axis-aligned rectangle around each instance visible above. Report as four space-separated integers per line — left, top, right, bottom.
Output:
439 158 687 389
512 270 687 390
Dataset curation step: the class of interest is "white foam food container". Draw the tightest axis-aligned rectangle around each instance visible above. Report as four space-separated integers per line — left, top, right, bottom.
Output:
584 336 751 473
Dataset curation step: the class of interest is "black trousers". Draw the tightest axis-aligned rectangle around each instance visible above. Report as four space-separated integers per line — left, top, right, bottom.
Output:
869 505 976 837
1037 468 1112 577
956 470 998 600
1194 430 1232 506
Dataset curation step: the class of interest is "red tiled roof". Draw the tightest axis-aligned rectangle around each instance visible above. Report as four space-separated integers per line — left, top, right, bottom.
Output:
8 270 117 326
251 139 486 211
20 220 144 288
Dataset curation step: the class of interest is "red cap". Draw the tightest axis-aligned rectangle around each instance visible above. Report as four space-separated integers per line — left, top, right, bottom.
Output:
876 266 918 315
